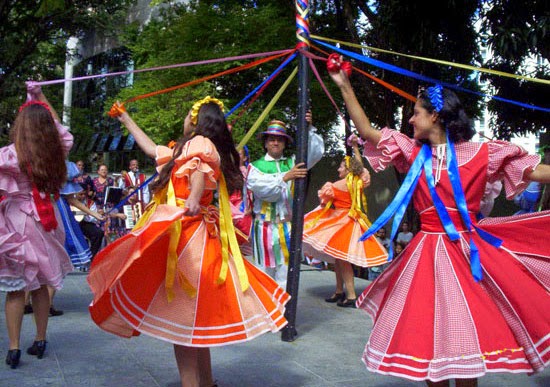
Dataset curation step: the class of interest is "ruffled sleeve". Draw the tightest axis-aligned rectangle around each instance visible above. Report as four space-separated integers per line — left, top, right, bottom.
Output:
362 127 415 173
487 141 541 199
157 136 220 191
155 145 174 171
60 161 85 195
0 145 21 195
56 121 74 156
317 181 335 205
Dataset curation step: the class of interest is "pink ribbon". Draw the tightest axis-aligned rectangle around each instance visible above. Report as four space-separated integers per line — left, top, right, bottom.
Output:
31 49 294 86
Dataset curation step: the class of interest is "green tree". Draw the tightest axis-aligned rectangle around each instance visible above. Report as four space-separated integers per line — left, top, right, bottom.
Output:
0 0 136 143
107 0 343 159
480 0 549 140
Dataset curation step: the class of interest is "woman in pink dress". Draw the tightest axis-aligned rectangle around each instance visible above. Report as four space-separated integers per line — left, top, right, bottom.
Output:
0 83 73 368
329 56 550 386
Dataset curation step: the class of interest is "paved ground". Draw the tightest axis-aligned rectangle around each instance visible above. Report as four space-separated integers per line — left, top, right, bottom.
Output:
1 266 549 387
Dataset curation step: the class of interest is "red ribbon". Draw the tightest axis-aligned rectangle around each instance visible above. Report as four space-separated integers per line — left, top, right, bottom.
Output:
32 185 59 232
326 53 352 76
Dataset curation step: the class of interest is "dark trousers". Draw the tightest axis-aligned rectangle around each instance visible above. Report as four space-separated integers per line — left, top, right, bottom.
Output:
79 221 104 258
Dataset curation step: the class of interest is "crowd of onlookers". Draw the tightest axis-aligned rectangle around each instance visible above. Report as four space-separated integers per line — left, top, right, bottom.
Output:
68 158 151 266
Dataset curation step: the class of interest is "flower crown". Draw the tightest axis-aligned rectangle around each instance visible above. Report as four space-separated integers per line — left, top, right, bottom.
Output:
190 96 225 125
18 100 51 114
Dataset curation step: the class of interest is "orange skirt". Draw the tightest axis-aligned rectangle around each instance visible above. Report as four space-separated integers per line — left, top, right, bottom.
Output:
303 207 388 267
88 204 289 347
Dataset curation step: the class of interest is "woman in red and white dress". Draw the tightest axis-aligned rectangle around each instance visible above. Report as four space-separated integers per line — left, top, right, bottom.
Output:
329 56 550 386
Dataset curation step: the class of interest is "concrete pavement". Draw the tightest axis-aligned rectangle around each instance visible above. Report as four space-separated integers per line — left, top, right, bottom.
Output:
1 266 549 386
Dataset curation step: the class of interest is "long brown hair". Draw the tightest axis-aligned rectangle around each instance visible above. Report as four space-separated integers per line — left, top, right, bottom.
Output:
10 104 67 193
149 102 243 195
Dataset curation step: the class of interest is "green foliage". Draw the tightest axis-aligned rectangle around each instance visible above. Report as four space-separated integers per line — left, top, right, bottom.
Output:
480 0 549 140
0 0 136 145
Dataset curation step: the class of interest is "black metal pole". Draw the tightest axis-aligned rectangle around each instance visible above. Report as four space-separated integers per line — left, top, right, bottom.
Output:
281 0 310 342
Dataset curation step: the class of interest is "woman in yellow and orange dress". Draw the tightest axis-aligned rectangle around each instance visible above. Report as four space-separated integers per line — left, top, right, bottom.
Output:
302 134 388 307
88 97 289 387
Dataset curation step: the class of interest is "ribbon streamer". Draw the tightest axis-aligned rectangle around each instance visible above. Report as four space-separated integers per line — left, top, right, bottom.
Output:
31 49 294 86
313 39 550 113
311 34 550 86
236 66 298 150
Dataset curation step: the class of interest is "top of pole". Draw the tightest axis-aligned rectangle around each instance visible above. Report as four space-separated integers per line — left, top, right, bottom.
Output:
295 0 310 50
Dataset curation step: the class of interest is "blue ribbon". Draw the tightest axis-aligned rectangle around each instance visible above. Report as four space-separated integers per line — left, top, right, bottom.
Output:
423 153 460 241
359 137 502 280
312 39 550 113
445 134 502 281
225 52 297 118
359 144 429 261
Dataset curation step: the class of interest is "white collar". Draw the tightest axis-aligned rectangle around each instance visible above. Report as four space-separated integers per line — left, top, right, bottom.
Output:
264 153 287 162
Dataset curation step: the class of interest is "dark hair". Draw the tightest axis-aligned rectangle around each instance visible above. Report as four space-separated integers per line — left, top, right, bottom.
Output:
149 102 243 195
10 104 67 193
417 87 475 143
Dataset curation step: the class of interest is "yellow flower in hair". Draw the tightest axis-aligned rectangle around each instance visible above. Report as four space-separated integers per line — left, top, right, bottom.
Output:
190 96 225 125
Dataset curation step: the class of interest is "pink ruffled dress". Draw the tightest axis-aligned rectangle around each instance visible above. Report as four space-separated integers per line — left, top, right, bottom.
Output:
0 122 74 292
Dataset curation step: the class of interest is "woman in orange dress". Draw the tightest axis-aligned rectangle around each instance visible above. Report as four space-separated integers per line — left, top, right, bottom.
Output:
302 134 388 307
88 97 289 387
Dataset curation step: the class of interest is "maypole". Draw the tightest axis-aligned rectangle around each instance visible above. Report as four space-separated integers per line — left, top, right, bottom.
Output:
281 0 310 342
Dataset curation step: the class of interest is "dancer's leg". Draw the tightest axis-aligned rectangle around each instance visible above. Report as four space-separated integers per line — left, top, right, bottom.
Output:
174 344 199 387
334 260 344 294
456 378 478 387
5 290 25 349
340 261 357 299
198 348 214 387
30 285 50 341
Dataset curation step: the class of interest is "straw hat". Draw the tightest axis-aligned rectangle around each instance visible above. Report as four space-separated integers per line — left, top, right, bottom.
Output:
259 120 293 143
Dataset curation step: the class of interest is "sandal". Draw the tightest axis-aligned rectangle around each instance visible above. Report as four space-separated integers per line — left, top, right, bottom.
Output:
324 292 345 303
337 298 357 308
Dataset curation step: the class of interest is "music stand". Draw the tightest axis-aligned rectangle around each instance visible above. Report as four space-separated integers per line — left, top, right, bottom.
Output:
104 186 123 207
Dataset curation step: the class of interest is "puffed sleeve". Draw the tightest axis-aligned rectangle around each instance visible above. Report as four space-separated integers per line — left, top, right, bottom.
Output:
362 127 415 173
487 141 541 199
0 145 20 195
246 165 287 202
56 121 74 156
155 145 174 171
159 136 220 191
307 125 325 168
317 181 335 205
60 161 85 195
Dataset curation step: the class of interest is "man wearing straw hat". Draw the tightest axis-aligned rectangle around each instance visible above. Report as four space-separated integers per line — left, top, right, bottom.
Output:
247 113 324 287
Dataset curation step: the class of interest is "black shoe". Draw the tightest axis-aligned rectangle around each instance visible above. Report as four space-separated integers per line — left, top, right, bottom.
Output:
49 307 64 317
26 340 47 359
24 304 33 314
5 349 21 369
337 298 357 308
324 292 345 303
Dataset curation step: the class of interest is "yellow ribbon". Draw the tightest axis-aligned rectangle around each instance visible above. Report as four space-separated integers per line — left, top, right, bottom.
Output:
217 174 250 291
278 222 290 265
310 34 550 85
305 199 333 230
346 173 371 231
237 66 298 151
131 185 168 232
164 179 198 302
